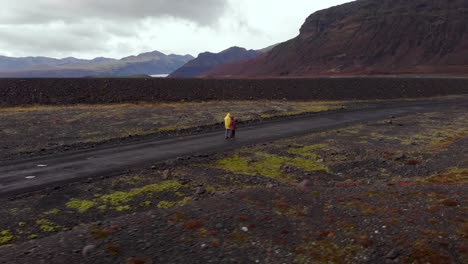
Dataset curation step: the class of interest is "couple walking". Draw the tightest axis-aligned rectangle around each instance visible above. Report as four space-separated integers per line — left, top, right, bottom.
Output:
224 113 237 140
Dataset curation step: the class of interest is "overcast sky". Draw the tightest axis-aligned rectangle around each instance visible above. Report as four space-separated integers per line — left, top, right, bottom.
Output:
0 0 351 59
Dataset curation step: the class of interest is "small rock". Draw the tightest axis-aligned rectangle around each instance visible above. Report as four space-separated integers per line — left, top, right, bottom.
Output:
165 160 176 166
241 227 248 232
82 245 95 257
393 153 406 161
178 178 191 185
162 169 171 179
385 249 400 259
195 186 206 195
296 179 312 191
266 183 274 188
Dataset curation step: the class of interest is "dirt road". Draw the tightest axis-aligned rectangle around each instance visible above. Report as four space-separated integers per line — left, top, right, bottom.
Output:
0 95 466 198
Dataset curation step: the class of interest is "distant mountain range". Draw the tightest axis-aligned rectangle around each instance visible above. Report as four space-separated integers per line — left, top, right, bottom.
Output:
0 51 194 77
207 0 468 77
168 46 267 78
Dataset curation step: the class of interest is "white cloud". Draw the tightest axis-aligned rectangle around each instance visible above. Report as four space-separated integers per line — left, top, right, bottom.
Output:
0 0 352 59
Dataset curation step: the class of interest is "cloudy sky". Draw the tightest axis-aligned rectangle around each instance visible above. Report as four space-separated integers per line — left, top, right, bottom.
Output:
0 0 351 59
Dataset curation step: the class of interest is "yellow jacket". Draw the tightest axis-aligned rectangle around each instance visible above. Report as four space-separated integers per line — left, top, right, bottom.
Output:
224 113 231 129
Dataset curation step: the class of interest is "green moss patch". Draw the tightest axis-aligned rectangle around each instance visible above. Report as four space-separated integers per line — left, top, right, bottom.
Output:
157 197 191 209
66 180 183 213
36 219 62 232
0 230 14 245
28 234 38 240
99 180 182 206
214 150 329 180
287 144 327 157
66 199 97 213
42 208 61 215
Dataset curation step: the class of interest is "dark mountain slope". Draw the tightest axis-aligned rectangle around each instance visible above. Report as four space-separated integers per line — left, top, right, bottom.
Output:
207 0 468 77
168 47 261 78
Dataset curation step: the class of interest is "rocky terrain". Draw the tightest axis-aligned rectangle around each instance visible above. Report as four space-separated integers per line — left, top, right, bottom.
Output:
0 51 193 78
0 100 466 263
168 47 261 78
1 77 467 107
0 100 346 161
207 0 468 77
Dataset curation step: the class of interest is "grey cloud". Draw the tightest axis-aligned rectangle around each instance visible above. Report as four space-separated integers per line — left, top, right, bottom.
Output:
0 0 230 58
0 0 228 26
0 23 116 57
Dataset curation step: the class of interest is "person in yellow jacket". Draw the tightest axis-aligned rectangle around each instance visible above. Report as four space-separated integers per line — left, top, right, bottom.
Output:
224 113 231 139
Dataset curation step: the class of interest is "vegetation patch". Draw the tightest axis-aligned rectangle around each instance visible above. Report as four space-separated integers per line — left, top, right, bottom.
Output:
112 175 145 187
42 208 61 216
27 234 38 240
0 230 14 245
260 102 343 118
421 168 468 185
213 150 329 180
401 113 468 150
66 180 183 213
157 197 191 209
295 239 365 264
36 219 62 232
66 199 98 213
287 143 327 157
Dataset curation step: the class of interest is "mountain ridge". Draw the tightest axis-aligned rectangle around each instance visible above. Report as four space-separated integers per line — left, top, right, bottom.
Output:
206 0 468 77
168 46 262 78
0 51 194 77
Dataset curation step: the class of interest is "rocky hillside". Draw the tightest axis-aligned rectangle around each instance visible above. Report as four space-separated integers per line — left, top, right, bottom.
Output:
168 47 261 78
0 51 193 78
207 0 468 77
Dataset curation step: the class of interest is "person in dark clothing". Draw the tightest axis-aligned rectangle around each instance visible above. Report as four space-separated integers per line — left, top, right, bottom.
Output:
230 116 237 139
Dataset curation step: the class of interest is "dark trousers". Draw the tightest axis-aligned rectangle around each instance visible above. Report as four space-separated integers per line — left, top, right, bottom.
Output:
231 130 236 138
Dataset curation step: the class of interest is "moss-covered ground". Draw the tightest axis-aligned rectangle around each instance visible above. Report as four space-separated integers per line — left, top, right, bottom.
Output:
0 105 466 263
